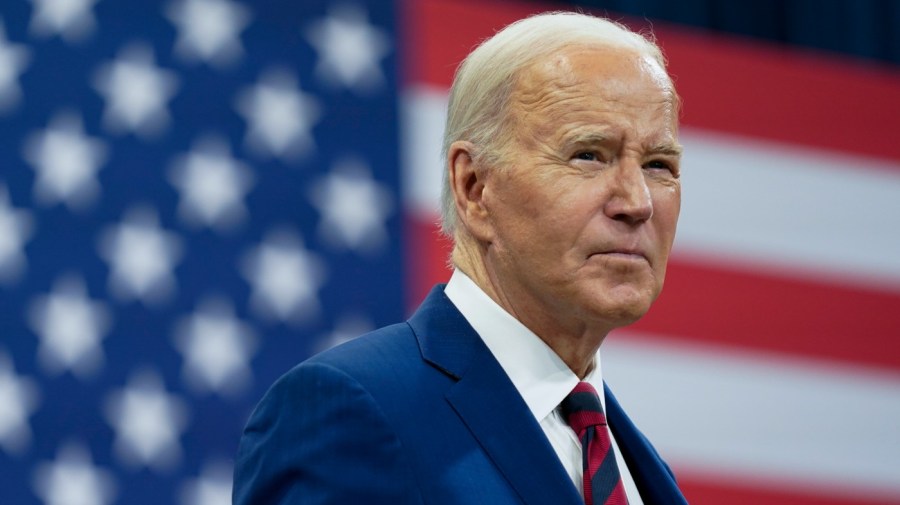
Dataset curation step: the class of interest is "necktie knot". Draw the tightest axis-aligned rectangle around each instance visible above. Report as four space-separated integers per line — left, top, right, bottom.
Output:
560 381 608 435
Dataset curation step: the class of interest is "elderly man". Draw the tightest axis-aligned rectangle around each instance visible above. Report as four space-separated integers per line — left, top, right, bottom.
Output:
234 11 687 505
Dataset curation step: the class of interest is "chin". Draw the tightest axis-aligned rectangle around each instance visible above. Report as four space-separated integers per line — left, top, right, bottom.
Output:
586 287 656 327
600 303 650 327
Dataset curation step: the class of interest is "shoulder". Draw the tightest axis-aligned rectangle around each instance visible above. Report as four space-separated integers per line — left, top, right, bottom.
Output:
301 321 421 384
234 322 425 504
263 323 416 402
250 320 432 435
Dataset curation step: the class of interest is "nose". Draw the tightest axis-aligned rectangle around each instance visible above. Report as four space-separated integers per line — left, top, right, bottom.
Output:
603 161 653 225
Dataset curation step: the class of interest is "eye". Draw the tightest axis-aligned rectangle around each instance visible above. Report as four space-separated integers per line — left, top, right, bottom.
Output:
644 159 676 174
574 151 607 163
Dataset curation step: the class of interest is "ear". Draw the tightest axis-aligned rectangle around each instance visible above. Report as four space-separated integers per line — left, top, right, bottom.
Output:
448 141 495 242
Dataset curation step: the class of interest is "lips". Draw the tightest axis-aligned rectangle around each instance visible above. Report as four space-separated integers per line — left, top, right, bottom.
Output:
590 247 649 262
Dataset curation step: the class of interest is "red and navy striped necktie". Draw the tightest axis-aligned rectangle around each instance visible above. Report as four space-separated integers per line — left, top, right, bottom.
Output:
560 382 629 505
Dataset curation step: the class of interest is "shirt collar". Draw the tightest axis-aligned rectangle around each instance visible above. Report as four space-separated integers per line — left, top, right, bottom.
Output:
444 269 606 421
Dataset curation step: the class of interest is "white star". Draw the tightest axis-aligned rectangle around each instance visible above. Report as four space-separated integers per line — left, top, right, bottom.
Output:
308 157 393 254
166 0 251 68
304 3 390 94
28 0 100 43
27 274 111 379
173 296 256 397
104 369 189 471
0 185 34 285
0 351 40 455
23 110 108 210
0 23 31 112
235 68 321 161
179 460 233 505
93 43 179 138
98 206 183 305
32 442 117 505
167 135 254 232
316 313 373 353
240 229 326 324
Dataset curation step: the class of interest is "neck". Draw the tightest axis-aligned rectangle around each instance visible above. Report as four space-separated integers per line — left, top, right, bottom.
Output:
452 240 609 379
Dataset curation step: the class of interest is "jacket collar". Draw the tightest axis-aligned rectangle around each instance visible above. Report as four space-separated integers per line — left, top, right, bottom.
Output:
408 285 582 505
408 285 688 505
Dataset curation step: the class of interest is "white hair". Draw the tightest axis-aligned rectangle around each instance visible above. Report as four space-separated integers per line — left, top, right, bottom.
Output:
440 11 670 236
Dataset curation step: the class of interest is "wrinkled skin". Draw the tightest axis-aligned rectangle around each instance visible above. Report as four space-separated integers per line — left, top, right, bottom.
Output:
449 45 682 376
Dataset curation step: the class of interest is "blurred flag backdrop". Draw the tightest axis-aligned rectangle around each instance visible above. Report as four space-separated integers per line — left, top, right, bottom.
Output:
0 0 898 504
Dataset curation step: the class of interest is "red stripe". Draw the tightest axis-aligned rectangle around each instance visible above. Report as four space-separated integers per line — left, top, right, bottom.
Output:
404 0 546 87
407 218 900 371
406 0 900 162
404 215 452 309
679 474 900 505
632 256 900 371
657 27 900 162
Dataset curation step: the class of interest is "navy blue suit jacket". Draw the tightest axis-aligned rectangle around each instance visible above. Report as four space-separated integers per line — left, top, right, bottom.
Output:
233 285 688 504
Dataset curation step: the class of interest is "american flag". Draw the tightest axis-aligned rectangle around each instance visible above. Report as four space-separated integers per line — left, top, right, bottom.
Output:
1 0 899 504
1 1 402 503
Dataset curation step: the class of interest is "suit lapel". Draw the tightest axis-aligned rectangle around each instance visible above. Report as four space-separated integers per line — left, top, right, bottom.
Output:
604 384 688 505
409 286 581 505
408 286 687 504
446 346 583 505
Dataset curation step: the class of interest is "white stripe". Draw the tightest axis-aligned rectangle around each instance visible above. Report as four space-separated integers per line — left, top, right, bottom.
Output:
401 88 900 290
401 86 447 216
677 129 900 290
602 333 900 498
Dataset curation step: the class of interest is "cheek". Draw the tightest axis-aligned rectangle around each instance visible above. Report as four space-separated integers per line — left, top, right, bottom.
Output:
483 179 552 253
670 187 682 229
495 172 572 224
652 186 681 248
654 181 681 217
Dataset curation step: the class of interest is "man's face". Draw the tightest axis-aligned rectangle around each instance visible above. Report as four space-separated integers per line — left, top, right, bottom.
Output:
480 46 682 333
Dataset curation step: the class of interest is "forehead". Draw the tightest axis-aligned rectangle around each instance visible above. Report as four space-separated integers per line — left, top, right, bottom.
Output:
511 45 678 132
521 44 672 96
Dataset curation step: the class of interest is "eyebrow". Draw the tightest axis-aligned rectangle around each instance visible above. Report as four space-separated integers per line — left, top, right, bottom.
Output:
563 131 613 147
564 132 684 157
647 143 684 157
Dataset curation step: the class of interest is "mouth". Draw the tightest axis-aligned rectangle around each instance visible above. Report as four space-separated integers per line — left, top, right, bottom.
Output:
590 248 649 263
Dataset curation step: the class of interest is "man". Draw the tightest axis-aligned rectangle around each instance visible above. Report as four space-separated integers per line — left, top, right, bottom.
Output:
234 11 687 505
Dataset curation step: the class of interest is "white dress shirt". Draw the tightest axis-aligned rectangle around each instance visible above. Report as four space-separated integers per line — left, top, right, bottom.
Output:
444 270 644 504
